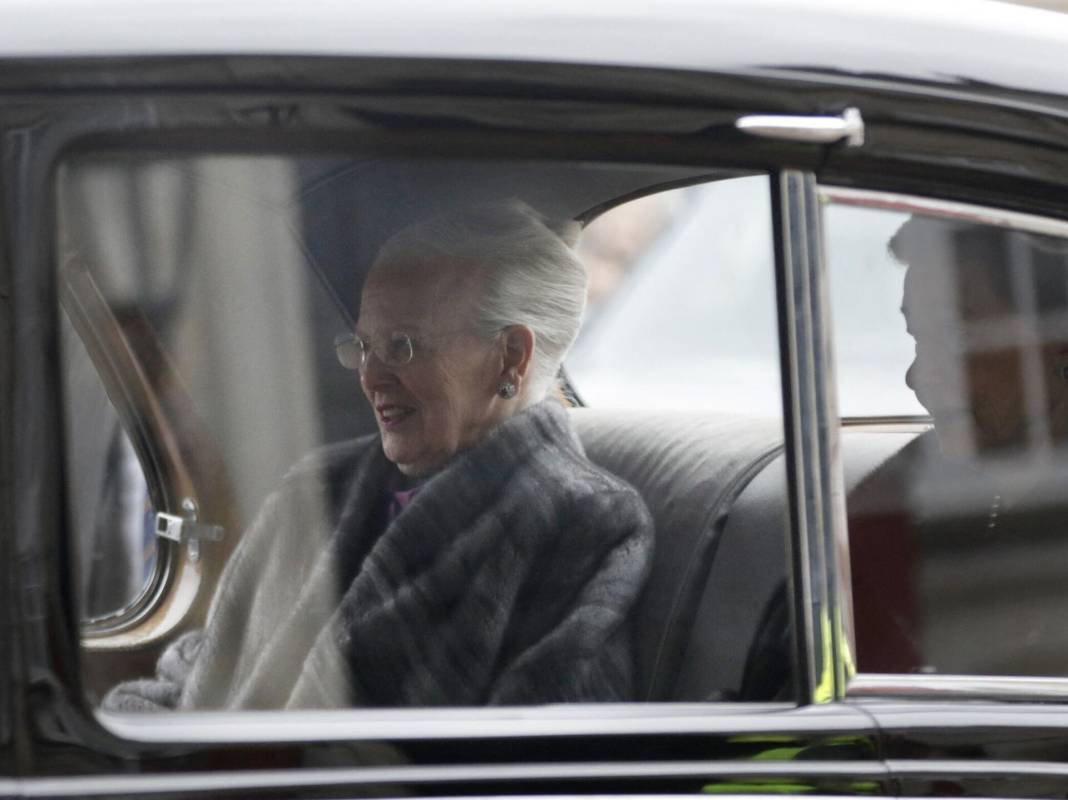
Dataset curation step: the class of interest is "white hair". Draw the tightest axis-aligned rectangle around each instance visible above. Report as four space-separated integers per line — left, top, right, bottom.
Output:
375 199 587 401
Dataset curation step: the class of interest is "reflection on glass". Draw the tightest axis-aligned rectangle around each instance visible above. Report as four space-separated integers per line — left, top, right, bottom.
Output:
897 218 1068 459
836 209 1068 677
824 203 919 418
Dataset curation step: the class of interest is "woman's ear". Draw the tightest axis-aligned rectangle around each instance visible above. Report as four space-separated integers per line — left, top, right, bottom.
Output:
500 325 535 384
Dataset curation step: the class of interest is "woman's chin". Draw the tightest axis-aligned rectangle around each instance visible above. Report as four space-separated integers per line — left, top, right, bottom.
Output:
381 437 435 477
383 438 413 465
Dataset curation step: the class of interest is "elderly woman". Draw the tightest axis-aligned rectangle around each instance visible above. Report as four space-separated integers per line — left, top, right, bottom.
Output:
104 200 654 710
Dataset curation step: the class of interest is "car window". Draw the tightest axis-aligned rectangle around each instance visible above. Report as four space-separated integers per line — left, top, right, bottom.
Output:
59 154 794 713
823 186 1068 679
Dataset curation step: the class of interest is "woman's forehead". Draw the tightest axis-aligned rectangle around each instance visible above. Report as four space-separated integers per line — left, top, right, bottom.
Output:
357 260 477 332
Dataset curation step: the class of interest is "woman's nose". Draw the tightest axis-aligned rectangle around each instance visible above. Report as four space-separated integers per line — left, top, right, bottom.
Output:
358 351 396 391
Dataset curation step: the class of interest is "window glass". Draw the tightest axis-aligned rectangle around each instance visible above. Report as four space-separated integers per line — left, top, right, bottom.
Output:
824 202 922 419
61 311 155 621
60 155 792 711
569 176 781 414
824 189 1068 677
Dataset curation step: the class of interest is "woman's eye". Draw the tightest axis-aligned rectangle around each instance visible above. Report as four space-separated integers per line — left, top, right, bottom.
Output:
387 334 414 365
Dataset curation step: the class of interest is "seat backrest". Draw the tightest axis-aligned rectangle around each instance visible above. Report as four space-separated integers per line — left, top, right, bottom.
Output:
572 408 920 703
675 425 921 701
672 451 789 700
569 408 784 701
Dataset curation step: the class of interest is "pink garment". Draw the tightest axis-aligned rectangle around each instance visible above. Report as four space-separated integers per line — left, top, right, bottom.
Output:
388 486 420 519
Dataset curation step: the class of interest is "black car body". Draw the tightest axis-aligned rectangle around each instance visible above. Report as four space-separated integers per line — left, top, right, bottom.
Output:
6 1 1068 798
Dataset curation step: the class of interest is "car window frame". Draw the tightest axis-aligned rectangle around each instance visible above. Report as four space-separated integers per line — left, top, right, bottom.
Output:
0 152 16 779
8 78 859 759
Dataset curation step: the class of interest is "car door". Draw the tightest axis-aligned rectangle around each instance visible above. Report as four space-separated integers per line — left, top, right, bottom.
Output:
0 49 895 800
813 67 1068 798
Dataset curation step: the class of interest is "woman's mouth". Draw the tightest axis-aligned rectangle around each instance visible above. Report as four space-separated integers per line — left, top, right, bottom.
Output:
378 404 416 430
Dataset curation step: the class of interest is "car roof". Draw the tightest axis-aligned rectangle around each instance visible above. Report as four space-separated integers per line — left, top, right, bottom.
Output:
2 0 1068 102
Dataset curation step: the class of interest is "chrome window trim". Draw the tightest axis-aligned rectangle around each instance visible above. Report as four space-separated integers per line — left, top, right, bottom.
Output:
774 171 850 703
99 701 867 743
888 759 1068 777
819 186 1068 240
840 415 929 428
19 786 878 800
848 673 1068 701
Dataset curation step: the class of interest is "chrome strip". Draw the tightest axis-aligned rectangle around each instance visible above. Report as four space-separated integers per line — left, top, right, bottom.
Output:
889 759 1068 777
98 701 870 743
819 186 1068 238
840 415 929 428
775 171 816 703
18 762 885 798
807 174 853 699
737 108 864 147
848 673 1068 700
775 171 849 703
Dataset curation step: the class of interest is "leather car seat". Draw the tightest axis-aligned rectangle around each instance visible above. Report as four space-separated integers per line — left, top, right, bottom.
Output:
570 408 784 701
572 408 920 702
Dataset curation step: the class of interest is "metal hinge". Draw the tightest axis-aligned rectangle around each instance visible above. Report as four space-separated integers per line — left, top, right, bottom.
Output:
155 497 223 548
735 107 864 147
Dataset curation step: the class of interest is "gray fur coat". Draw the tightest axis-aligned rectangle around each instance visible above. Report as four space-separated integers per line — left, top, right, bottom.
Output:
104 401 654 710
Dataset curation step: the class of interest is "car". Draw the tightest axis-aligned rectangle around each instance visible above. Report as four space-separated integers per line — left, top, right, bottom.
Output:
7 0 1068 797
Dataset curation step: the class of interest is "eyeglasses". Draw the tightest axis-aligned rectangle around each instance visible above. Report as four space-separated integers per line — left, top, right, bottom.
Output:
334 331 415 372
336 326 499 372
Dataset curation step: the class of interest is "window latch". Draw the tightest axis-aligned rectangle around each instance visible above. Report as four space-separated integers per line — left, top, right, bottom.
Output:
735 107 864 147
155 499 223 544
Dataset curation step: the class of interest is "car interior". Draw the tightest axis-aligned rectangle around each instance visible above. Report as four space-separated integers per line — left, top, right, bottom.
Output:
60 152 924 707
